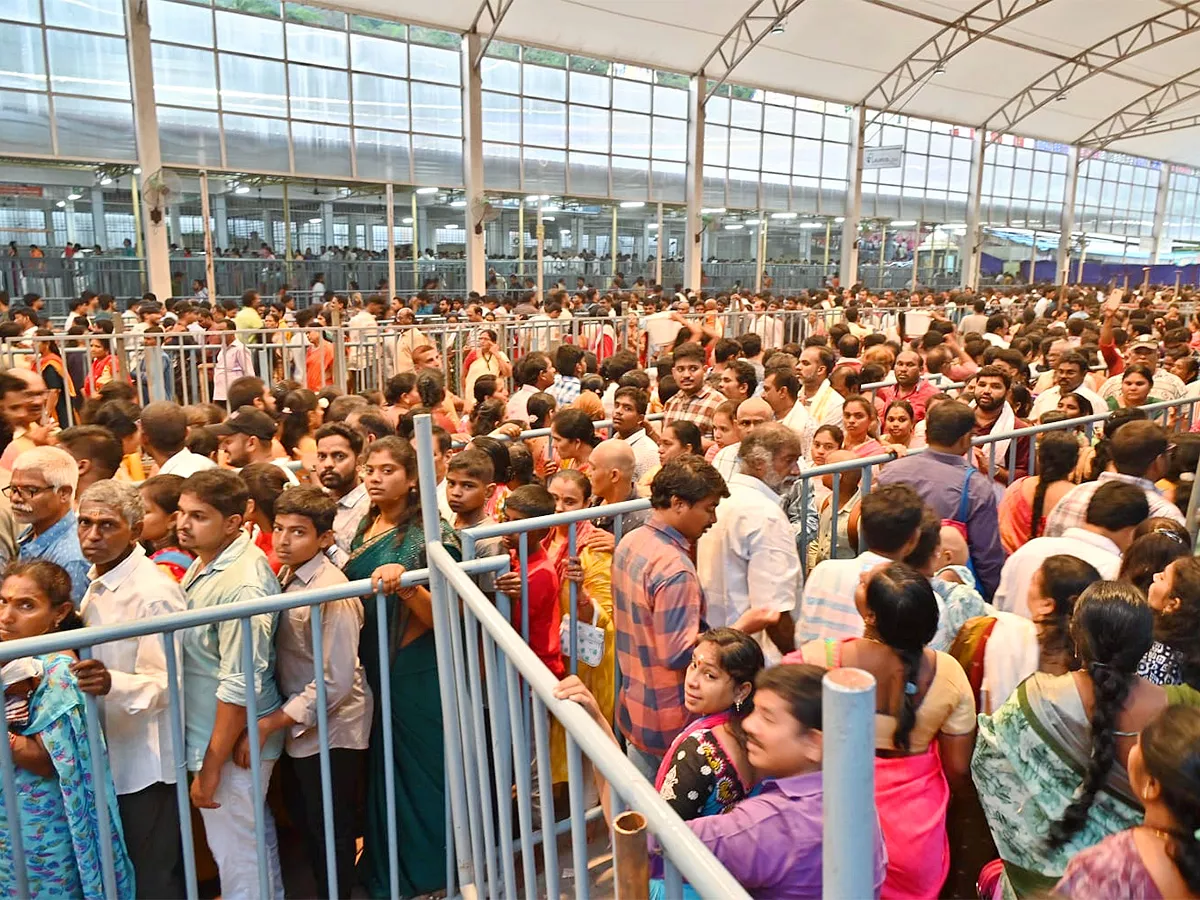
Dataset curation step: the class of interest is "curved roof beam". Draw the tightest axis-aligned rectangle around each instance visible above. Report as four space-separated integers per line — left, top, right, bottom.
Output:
983 2 1200 135
696 0 814 103
1097 110 1200 144
859 0 1057 115
1075 65 1200 149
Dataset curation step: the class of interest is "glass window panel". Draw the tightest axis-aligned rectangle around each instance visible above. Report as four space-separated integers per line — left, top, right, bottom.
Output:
951 136 972 160
482 141 519 189
219 54 287 116
524 48 567 68
412 133 462 185
45 0 124 33
223 112 290 170
568 151 608 197
149 0 212 46
879 124 904 147
611 155 648 198
569 53 608 73
949 159 971 192
350 16 406 38
351 34 407 78
523 146 565 192
1115 181 1132 209
995 144 1014 167
356 128 412 181
521 97 564 146
793 137 821 177
619 64 652 82
764 91 793 108
929 132 950 157
905 129 929 154
215 10 283 56
1013 146 1033 169
288 63 349 123
991 166 1012 196
763 103 791 135
824 114 850 143
728 128 760 170
524 64 566 100
794 110 822 139
568 105 608 153
409 44 459 86
408 25 458 48
481 90 519 143
353 73 409 131
1100 180 1117 208
821 143 847 181
411 81 462 136
652 116 686 162
1011 168 1032 199
1049 173 1066 201
157 105 220 166
152 45 217 108
730 98 761 130
56 96 135 158
47 31 130 99
703 168 726 207
612 110 650 157
569 71 608 106
904 154 927 189
762 133 791 174
927 155 950 190
653 85 686 119
0 24 46 91
707 95 729 125
292 121 352 176
612 79 650 112
286 22 346 66
482 57 519 94
285 3 342 27
652 159 685 203
0 89 51 154
2 0 42 24
704 123 728 167
727 169 758 208
216 0 280 14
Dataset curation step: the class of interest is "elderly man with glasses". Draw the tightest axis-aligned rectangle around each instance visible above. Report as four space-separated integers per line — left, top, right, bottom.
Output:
9 445 89 603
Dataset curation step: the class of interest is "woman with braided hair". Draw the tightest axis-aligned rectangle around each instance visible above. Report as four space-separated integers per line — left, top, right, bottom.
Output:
971 581 1169 898
785 561 977 898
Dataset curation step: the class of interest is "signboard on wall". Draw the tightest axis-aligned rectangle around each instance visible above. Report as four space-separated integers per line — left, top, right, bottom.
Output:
863 146 903 169
0 184 44 198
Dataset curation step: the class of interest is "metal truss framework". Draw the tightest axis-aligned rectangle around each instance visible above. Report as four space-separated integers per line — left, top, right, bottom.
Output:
1096 110 1200 144
983 1 1200 136
469 0 517 70
1076 65 1200 150
696 0 812 104
858 0 1057 118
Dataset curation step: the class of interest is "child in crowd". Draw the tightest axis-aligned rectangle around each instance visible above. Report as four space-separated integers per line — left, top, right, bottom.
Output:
139 473 195 582
445 449 505 591
494 485 565 678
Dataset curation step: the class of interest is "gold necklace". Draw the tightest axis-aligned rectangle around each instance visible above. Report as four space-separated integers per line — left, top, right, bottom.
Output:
1140 825 1175 842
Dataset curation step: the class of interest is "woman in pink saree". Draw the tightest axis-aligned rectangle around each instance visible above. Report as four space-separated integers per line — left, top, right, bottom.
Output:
785 561 977 898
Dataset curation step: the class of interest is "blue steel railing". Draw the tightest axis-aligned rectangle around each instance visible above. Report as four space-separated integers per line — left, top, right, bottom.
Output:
0 558 508 900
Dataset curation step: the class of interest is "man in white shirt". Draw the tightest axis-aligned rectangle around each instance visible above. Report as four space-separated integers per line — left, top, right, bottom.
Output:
505 351 556 424
611 385 659 482
139 402 217 478
698 424 802 663
212 406 300 485
712 398 773 481
1029 350 1107 419
992 480 1147 619
760 366 809 438
796 345 844 454
74 480 187 898
210 320 254 403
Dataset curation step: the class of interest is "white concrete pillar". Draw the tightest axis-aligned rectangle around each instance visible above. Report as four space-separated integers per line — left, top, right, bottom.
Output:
90 187 107 249
213 193 229 249
1056 147 1079 287
1151 163 1170 264
684 76 706 291
125 0 171 299
461 33 487 295
169 206 183 248
839 106 866 287
321 200 336 249
963 131 986 289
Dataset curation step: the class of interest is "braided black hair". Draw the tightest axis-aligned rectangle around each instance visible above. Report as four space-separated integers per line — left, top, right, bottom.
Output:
1030 432 1080 539
1048 581 1154 848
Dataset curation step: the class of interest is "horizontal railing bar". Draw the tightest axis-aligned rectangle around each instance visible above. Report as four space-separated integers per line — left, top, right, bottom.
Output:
465 498 651 540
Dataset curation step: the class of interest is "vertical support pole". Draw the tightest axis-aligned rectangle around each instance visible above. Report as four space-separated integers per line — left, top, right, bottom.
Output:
655 201 664 286
822 667 877 900
684 75 706 291
754 209 765 293
1076 237 1088 284
537 200 545 302
517 201 525 278
168 205 182 249
213 191 229 249
199 171 217 309
131 174 146 292
90 186 108 250
840 106 866 287
283 183 293 288
1057 146 1079 287
126 0 171 299
878 221 887 290
1175 270 1182 295
1151 163 1170 265
1028 229 1038 284
963 131 986 290
911 221 921 291
386 183 396 299
610 205 618 279
412 192 420 291
462 32 488 296
824 218 831 277
321 199 336 248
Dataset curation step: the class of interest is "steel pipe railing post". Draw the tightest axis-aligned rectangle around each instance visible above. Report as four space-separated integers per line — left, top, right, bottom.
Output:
822 667 878 900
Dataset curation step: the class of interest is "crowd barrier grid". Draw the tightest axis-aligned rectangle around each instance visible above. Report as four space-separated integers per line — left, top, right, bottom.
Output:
0 556 509 900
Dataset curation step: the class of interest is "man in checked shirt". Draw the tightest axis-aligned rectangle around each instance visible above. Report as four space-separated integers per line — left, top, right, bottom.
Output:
662 342 725 441
612 454 728 779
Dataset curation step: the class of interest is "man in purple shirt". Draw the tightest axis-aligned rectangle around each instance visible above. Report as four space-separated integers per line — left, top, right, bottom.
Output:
876 400 1004 599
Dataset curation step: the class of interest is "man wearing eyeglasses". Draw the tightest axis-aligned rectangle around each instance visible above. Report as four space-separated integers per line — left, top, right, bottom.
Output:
9 445 89 604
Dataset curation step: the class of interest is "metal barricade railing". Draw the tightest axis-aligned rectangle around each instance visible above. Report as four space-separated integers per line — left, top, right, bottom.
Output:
0 556 510 900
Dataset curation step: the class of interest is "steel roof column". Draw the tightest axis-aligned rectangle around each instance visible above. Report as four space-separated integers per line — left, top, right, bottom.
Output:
684 76 706 292
1056 146 1079 287
1151 163 1171 264
962 130 985 289
462 32 488 296
839 106 866 288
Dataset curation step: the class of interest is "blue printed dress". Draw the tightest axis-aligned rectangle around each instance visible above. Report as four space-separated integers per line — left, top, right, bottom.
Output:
0 653 134 899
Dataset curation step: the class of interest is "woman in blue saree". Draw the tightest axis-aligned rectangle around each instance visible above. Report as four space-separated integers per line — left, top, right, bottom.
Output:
0 559 134 899
345 437 460 899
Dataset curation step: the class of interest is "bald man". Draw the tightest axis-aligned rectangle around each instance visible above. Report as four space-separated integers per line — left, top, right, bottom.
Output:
589 439 650 534
711 398 773 481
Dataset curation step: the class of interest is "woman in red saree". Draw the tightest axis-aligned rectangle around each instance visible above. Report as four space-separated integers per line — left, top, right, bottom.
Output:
785 561 977 898
83 338 120 398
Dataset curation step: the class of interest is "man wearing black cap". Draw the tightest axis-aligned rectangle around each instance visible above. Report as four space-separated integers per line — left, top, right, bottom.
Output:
212 406 300 485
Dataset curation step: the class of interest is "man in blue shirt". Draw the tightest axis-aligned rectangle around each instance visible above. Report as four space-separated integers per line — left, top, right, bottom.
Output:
10 445 90 604
178 468 285 900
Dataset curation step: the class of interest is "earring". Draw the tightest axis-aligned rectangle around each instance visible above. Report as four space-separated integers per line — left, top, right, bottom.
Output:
735 698 742 713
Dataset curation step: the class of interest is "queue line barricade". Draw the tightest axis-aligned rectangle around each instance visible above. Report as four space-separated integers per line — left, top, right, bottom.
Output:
0 556 510 900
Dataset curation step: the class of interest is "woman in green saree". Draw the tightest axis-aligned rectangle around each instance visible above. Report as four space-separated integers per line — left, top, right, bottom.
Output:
345 436 460 899
971 581 1168 898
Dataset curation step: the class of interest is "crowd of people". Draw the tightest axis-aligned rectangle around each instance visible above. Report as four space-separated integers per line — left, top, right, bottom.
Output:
0 277 1198 900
